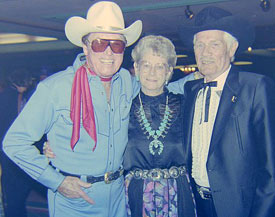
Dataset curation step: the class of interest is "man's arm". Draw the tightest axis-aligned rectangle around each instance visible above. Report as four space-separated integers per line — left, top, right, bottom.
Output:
131 73 141 98
2 82 64 191
167 73 195 94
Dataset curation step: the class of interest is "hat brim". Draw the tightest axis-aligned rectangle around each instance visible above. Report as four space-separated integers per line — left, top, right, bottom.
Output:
65 16 142 47
179 16 255 54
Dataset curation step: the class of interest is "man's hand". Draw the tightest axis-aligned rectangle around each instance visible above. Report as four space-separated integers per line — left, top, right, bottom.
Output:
45 142 94 204
58 176 94 204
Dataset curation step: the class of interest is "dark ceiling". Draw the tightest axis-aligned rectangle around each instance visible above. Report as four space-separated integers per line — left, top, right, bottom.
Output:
0 0 274 79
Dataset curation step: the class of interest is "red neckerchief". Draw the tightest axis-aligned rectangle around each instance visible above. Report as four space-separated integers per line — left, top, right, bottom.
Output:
70 64 112 151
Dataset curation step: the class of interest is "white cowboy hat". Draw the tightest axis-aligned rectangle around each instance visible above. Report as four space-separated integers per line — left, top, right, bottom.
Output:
65 1 142 47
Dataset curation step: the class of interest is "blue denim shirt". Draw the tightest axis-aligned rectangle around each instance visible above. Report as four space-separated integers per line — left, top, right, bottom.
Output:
3 53 134 192
167 73 195 94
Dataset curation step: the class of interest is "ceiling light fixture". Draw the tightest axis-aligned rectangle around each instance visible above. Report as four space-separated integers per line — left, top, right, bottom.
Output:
185 6 194 19
175 65 197 74
233 61 253 66
176 54 188 58
0 33 57 45
260 0 271 12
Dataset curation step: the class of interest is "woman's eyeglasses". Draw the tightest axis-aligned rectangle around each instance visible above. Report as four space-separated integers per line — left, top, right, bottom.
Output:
88 38 126 54
139 61 169 73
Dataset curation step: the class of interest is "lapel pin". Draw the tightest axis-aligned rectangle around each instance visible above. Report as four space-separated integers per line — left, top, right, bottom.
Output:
231 96 237 102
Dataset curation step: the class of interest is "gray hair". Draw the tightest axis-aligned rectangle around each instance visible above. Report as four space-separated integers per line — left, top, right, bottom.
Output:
223 32 238 62
131 35 177 67
81 33 91 46
193 31 238 62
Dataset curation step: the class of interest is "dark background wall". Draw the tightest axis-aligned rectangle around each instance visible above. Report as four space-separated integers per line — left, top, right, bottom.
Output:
0 46 274 82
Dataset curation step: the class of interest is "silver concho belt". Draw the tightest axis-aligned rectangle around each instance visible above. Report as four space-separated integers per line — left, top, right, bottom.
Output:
129 166 187 181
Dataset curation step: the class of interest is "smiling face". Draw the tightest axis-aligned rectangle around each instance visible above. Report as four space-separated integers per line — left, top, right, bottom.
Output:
135 49 172 96
194 30 238 82
83 32 125 78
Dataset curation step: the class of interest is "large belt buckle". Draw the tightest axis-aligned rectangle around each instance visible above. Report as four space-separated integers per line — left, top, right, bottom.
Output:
104 172 112 184
150 168 162 181
169 166 180 179
133 169 143 179
198 188 206 200
197 186 211 200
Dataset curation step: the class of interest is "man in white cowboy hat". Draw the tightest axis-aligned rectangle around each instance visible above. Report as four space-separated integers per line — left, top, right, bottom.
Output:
3 1 142 216
169 6 275 217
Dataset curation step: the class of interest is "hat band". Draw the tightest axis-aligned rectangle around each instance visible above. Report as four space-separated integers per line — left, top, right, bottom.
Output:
95 25 124 31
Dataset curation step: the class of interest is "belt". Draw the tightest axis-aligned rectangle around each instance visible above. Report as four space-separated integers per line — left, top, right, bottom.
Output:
56 167 124 184
196 185 212 200
129 166 187 181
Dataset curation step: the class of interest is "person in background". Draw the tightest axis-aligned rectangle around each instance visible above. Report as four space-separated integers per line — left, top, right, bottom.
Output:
38 66 52 81
2 1 142 217
44 35 197 217
170 6 275 217
0 68 47 217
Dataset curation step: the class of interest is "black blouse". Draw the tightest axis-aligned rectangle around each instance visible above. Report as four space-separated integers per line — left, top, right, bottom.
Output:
123 89 185 172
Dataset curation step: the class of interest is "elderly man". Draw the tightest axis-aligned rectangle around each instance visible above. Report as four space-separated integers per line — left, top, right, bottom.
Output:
3 1 142 217
170 6 275 217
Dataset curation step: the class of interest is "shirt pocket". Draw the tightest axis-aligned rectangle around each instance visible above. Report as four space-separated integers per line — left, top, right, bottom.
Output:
113 94 131 134
58 108 84 127
120 94 131 121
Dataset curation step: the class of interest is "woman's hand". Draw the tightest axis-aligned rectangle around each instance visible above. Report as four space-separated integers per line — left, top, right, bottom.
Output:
43 141 56 158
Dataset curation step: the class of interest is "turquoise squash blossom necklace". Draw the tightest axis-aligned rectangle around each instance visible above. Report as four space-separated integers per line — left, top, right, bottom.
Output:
137 93 172 155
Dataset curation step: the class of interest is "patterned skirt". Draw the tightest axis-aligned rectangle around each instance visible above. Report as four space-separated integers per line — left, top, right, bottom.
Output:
125 172 197 217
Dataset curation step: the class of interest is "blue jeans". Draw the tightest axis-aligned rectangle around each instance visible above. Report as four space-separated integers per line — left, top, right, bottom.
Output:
47 176 127 217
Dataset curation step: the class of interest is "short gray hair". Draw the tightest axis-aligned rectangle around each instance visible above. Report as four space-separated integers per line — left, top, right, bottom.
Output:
82 33 91 45
131 35 177 67
223 32 238 62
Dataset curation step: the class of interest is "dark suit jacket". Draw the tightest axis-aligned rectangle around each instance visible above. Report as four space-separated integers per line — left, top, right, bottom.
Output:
182 66 275 217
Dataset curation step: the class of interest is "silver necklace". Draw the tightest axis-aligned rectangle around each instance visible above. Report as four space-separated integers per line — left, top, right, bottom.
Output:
137 93 172 155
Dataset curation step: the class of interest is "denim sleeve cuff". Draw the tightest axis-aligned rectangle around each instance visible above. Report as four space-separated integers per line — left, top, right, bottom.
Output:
37 164 65 192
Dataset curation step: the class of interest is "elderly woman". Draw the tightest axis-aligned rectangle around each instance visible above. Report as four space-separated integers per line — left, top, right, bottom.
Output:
124 35 196 217
44 35 196 217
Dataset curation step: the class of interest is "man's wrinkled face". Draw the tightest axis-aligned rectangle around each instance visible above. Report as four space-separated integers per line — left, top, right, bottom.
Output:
194 30 235 81
83 33 126 78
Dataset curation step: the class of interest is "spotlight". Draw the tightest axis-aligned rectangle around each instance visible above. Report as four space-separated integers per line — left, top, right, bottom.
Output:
185 6 194 19
260 0 271 12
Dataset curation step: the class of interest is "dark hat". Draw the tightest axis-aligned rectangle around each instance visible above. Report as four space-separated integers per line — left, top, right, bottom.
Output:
179 6 255 54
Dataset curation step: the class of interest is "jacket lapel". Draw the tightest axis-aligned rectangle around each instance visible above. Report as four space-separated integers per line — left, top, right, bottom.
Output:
183 79 204 168
208 66 241 156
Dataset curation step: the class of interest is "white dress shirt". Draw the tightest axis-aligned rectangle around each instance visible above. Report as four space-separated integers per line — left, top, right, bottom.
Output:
191 66 230 187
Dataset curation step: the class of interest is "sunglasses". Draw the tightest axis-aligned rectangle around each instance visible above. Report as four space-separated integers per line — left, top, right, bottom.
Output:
89 38 126 54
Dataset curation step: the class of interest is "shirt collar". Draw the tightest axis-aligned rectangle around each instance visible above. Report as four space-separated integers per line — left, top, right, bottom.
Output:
203 65 231 91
